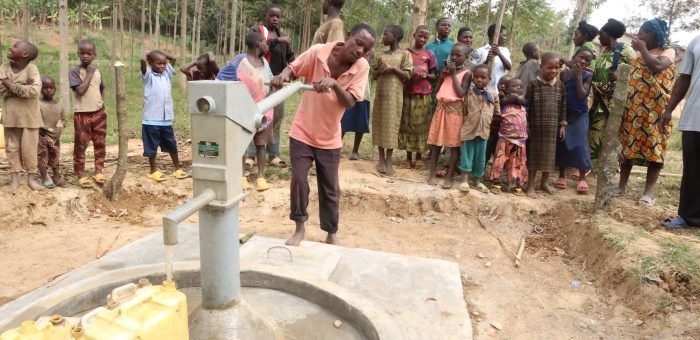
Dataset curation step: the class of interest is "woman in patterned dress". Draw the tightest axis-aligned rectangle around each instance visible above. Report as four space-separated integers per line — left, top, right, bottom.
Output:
372 24 413 175
617 18 677 206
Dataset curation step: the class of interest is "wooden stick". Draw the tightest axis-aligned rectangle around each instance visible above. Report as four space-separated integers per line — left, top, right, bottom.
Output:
477 217 519 260
487 0 508 74
515 238 526 267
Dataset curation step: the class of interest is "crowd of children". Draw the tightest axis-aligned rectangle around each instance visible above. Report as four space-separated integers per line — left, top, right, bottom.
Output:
0 7 629 202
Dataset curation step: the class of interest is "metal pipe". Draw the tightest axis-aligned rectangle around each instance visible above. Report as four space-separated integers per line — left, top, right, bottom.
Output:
199 204 240 309
257 82 314 114
162 188 216 246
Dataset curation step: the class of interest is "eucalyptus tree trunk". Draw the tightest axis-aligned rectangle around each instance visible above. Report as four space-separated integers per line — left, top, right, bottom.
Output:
408 0 428 47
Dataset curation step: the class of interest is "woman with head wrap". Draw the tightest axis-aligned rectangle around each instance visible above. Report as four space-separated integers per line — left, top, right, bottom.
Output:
588 18 636 159
617 18 677 206
574 21 599 52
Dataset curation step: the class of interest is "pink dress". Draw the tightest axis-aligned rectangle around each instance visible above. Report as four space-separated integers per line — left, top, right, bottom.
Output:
427 68 470 147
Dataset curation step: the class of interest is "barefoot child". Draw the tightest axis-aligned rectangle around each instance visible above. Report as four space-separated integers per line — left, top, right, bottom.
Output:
140 50 187 182
399 25 437 169
459 64 499 193
38 76 66 188
372 24 412 175
0 40 42 193
555 47 594 194
427 43 472 188
515 42 540 96
180 51 219 80
70 40 107 188
272 23 375 246
218 32 275 191
490 78 528 195
341 48 374 160
525 52 567 196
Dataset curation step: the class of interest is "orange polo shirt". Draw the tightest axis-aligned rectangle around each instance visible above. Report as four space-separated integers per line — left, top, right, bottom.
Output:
289 42 369 149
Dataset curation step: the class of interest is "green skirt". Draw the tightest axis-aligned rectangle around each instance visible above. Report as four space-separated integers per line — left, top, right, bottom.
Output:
398 93 432 153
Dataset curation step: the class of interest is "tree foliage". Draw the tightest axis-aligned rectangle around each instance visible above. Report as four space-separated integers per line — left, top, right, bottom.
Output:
0 0 574 62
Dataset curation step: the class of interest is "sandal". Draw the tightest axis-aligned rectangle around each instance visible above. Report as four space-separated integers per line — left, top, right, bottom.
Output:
269 157 288 168
243 158 255 171
43 179 56 189
638 195 655 207
256 178 272 192
491 184 502 194
399 159 413 169
93 173 108 184
662 216 692 229
512 187 525 196
241 177 251 190
349 152 359 161
458 182 470 193
554 177 567 189
475 182 489 193
78 177 93 188
147 171 167 182
173 169 189 179
414 160 425 170
576 180 589 194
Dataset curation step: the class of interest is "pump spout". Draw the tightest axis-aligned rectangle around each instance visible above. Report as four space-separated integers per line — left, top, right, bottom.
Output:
257 82 314 114
162 188 216 246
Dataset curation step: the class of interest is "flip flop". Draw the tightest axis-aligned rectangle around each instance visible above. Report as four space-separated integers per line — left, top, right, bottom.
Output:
173 169 189 179
554 177 567 189
147 171 167 182
243 158 255 171
638 195 655 207
78 177 93 188
475 182 489 193
512 187 525 196
399 160 412 169
241 177 251 190
256 178 272 191
414 160 425 170
576 180 589 194
458 182 470 193
93 173 107 184
662 216 692 229
349 153 359 161
43 179 55 189
269 157 288 168
490 184 502 194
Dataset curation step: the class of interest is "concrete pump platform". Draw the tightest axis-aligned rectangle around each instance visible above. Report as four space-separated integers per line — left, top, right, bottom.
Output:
0 225 472 339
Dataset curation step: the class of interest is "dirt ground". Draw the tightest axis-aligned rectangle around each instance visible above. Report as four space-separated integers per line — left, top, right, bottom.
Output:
1 140 699 339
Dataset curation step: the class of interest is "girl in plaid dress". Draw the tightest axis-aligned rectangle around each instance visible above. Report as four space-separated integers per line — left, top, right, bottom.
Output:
525 52 567 197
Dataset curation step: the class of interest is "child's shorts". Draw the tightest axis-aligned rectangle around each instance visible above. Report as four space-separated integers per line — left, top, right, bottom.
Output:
142 124 178 157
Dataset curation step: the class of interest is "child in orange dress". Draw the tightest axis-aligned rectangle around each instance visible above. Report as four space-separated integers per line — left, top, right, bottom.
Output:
427 43 472 188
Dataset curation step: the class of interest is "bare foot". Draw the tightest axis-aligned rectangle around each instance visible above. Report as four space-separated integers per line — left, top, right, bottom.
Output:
525 184 537 197
442 176 454 189
427 175 437 186
325 233 338 245
376 161 386 174
540 183 555 195
385 163 395 176
27 175 43 191
285 223 306 246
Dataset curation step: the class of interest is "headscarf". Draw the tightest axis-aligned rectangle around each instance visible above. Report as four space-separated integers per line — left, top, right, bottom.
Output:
641 18 670 48
601 19 626 39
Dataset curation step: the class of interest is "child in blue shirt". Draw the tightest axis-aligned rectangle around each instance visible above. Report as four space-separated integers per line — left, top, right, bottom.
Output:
140 50 187 181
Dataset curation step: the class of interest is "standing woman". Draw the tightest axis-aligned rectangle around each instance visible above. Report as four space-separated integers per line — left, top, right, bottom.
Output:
617 18 676 206
588 19 636 159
